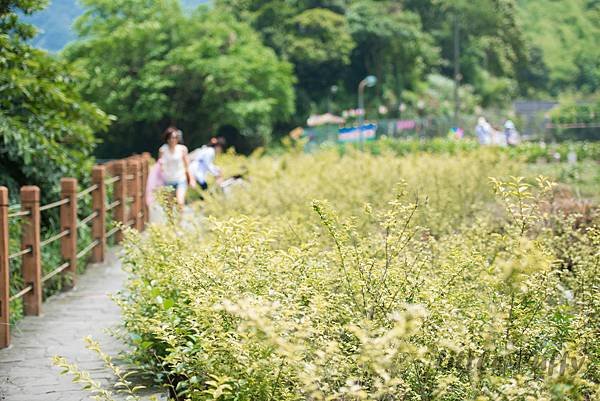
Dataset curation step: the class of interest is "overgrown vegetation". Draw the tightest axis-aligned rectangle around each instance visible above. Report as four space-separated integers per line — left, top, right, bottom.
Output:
346 138 600 165
0 0 110 204
550 98 600 141
107 148 599 400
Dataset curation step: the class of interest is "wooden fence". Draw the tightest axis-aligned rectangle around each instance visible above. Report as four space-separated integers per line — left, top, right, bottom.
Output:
0 153 151 348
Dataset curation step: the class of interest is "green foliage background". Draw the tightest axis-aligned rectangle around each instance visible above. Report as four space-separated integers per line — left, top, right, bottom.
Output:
0 0 110 203
517 0 600 95
1 0 112 326
64 0 296 157
20 0 593 157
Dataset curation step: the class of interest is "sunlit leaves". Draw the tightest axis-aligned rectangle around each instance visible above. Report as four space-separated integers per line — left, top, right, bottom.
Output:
0 0 110 202
116 149 599 399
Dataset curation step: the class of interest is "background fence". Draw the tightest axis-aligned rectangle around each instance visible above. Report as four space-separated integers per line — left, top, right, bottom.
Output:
0 153 151 348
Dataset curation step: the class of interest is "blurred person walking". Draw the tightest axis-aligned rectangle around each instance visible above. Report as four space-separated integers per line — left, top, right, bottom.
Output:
159 127 184 157
504 120 520 146
189 137 226 190
160 126 192 209
475 117 492 145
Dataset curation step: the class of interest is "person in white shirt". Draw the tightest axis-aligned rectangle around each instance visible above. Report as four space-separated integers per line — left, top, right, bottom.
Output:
158 129 184 157
188 137 226 190
475 116 492 145
159 127 191 208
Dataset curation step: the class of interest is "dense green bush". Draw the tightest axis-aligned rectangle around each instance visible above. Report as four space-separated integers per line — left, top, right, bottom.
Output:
1 0 110 204
205 148 519 235
549 98 600 141
346 138 600 163
116 149 598 400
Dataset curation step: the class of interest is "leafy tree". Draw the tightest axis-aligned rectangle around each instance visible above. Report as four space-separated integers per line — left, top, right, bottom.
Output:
514 45 550 97
516 0 600 95
404 0 528 105
287 8 354 67
287 8 355 121
65 0 296 157
0 0 110 203
402 73 480 123
217 0 356 125
217 0 440 123
345 0 438 111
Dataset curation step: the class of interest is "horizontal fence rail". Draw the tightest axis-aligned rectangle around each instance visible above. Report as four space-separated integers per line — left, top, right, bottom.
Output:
7 210 31 219
104 176 120 186
76 239 101 260
106 226 120 239
8 247 32 260
40 229 70 248
9 285 33 302
77 184 99 200
106 200 121 211
0 153 151 348
78 211 99 228
39 198 69 212
41 262 70 284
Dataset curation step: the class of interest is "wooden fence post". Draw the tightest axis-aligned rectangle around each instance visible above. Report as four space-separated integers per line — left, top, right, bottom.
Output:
21 186 42 316
91 166 106 263
113 161 127 243
105 161 114 177
128 159 141 231
60 178 78 289
0 187 10 347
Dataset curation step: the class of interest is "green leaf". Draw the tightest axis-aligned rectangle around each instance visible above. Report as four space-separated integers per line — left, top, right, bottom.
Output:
163 298 175 310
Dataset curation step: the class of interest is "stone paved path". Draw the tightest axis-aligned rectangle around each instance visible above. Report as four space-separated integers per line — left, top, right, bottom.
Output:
0 249 132 401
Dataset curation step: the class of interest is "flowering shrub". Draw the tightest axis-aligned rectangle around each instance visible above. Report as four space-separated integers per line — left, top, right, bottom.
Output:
118 149 599 400
202 148 520 236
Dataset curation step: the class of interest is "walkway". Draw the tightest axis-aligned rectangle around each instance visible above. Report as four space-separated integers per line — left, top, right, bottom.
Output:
0 249 144 401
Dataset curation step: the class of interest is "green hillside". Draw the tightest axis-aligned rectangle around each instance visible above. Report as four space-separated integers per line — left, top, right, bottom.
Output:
517 0 600 94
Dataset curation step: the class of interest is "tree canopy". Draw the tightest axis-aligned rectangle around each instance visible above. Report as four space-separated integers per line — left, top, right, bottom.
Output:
517 0 600 95
216 0 440 124
0 0 110 202
346 1 438 107
5 0 598 159
65 0 296 157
